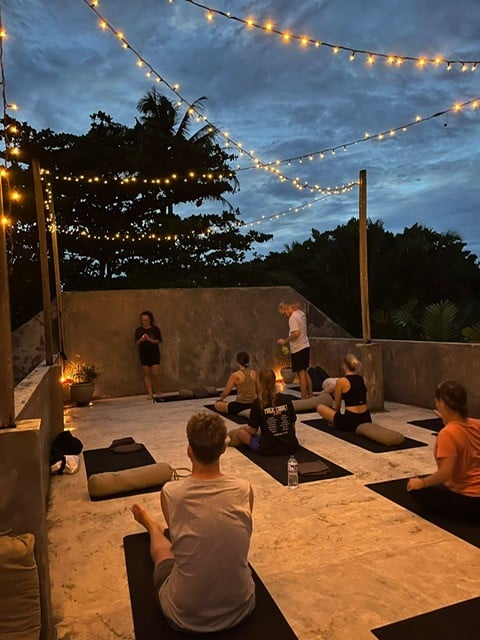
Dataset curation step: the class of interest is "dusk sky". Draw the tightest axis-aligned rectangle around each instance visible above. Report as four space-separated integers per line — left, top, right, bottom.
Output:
4 0 480 257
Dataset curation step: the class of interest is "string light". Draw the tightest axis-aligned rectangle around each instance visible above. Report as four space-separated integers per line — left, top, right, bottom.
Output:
40 168 234 186
239 95 480 171
81 0 349 196
177 0 480 72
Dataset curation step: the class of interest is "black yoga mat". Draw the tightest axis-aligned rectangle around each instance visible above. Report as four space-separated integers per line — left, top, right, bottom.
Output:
234 445 352 486
407 417 443 432
83 445 159 500
366 478 479 549
124 533 298 640
371 597 480 640
302 419 428 453
204 404 250 425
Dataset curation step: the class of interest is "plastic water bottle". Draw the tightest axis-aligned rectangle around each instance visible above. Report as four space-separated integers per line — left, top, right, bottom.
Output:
287 455 298 489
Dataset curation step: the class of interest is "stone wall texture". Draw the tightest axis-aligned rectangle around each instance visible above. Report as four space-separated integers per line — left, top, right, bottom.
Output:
60 286 350 398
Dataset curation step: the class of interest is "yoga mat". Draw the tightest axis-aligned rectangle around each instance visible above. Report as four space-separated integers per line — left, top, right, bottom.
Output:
371 597 480 640
83 445 159 500
407 417 444 432
234 445 352 486
204 405 250 425
124 532 298 640
302 419 428 453
366 478 479 549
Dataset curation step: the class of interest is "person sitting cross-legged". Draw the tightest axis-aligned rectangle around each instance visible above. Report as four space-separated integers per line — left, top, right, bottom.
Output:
235 369 299 456
131 411 255 633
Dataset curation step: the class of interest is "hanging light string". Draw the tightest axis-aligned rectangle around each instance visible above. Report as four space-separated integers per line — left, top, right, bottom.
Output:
239 95 480 171
42 175 351 242
81 0 353 196
40 168 234 186
243 192 350 228
177 0 480 72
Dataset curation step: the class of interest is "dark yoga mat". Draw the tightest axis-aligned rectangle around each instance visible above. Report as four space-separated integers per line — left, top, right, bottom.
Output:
124 532 298 640
204 404 250 425
83 445 159 500
371 596 480 640
234 445 352 486
366 478 479 549
302 419 428 453
407 417 443 432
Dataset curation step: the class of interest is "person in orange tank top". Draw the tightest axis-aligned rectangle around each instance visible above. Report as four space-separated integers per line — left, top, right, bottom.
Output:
407 381 480 522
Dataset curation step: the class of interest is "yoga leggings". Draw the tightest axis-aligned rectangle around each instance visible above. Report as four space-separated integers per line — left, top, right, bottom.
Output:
411 484 480 523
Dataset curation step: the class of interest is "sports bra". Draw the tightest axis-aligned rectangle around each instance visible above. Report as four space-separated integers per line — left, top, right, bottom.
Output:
342 374 367 407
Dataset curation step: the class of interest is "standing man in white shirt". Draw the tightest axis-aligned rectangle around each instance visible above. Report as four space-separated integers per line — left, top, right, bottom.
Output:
277 302 313 399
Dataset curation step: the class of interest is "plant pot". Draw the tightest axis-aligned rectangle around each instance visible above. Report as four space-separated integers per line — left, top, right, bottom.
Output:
70 382 95 406
281 367 296 384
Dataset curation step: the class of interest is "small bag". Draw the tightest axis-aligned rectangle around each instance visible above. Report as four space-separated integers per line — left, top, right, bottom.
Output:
298 460 330 477
109 437 143 453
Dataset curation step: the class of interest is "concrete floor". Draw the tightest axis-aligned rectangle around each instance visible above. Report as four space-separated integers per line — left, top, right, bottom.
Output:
48 394 480 640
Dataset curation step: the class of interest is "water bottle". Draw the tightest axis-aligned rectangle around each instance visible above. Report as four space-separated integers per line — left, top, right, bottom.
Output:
287 455 298 489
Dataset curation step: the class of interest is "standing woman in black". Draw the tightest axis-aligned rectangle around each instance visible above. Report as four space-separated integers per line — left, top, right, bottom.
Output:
135 310 162 401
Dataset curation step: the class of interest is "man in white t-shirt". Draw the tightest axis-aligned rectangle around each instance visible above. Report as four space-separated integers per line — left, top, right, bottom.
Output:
278 302 313 399
131 412 255 632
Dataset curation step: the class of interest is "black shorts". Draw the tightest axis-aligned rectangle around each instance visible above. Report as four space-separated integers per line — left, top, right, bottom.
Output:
290 347 310 373
333 409 371 432
140 346 160 367
227 401 253 415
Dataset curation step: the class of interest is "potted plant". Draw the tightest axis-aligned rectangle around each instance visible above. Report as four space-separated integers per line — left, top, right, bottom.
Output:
276 345 296 385
69 361 101 406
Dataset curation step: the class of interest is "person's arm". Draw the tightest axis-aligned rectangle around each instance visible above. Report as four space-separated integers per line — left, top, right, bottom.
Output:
407 456 456 491
160 489 170 526
135 328 146 347
219 373 237 401
278 330 300 345
145 327 161 344
333 378 346 412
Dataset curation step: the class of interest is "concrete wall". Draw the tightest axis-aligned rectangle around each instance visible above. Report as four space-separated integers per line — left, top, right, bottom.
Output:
0 364 64 640
12 305 59 383
61 287 350 398
309 337 480 415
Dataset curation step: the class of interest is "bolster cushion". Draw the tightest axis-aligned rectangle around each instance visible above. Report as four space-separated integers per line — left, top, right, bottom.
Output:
0 533 41 640
179 387 218 399
88 462 174 498
292 395 331 412
356 422 405 446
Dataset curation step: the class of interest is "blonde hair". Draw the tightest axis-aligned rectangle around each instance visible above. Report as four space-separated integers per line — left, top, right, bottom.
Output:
343 353 361 373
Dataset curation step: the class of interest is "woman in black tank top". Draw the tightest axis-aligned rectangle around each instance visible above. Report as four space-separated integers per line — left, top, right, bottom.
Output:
316 354 372 431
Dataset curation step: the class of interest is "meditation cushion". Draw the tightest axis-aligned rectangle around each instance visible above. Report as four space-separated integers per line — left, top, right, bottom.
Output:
238 393 332 417
356 422 405 446
179 387 218 399
0 533 41 640
88 462 174 498
322 377 339 391
238 408 251 419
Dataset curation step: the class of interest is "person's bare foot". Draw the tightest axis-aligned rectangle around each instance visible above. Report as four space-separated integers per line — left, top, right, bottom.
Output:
131 503 154 530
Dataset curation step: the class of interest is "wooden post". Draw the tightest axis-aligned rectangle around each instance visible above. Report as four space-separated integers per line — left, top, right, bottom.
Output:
0 172 15 428
358 169 371 343
47 186 65 361
32 158 54 365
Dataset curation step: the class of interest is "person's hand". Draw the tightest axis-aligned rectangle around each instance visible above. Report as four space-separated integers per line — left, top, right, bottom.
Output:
407 477 425 491
277 338 285 345
142 333 148 341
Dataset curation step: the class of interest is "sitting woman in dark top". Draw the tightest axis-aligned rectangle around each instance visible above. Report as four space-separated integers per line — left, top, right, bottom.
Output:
236 369 298 456
407 381 480 523
316 353 371 431
214 352 257 416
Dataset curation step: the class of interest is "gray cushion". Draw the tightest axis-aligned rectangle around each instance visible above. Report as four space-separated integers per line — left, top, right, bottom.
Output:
0 533 41 639
88 462 174 498
356 422 405 446
292 394 332 412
